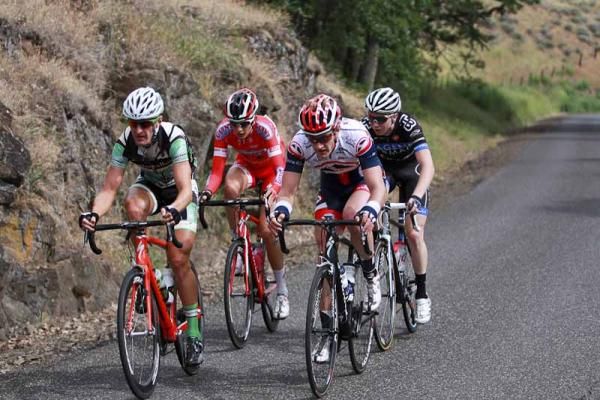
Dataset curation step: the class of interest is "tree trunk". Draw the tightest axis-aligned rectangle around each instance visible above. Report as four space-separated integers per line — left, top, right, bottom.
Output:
359 35 379 91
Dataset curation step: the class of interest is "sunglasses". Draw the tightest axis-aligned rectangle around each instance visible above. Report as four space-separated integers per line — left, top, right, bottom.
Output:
229 120 253 128
128 117 159 129
307 134 333 144
368 114 390 124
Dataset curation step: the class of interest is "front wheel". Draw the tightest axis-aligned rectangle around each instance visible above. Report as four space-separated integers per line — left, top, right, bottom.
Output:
224 240 254 349
305 265 337 398
117 267 160 399
373 241 395 351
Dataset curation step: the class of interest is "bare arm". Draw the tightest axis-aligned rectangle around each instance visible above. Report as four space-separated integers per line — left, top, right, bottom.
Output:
169 161 193 211
413 149 435 199
363 165 386 207
92 166 125 217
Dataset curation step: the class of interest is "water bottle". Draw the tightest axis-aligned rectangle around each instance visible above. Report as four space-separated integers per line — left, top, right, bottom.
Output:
159 267 175 304
252 243 265 274
340 263 354 302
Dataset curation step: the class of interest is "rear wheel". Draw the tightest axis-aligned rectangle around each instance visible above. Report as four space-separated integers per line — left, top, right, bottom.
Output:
373 241 395 351
117 267 160 399
224 240 254 348
305 264 337 398
348 264 374 373
174 263 204 376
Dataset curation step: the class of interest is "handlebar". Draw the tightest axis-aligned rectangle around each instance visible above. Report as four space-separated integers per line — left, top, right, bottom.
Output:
199 198 268 229
386 202 420 232
277 219 371 256
84 220 182 255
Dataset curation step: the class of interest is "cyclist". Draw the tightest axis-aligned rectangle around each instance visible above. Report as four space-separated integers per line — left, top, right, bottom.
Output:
269 93 386 362
363 87 435 324
78 87 204 366
200 88 289 319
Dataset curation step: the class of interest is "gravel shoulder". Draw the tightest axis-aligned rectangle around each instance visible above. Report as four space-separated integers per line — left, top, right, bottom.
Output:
0 131 531 375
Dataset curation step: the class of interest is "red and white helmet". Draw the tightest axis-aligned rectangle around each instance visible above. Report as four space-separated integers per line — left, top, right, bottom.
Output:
298 94 342 136
225 88 259 122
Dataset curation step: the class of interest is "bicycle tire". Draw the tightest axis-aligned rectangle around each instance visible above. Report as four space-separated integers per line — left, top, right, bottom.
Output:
305 264 337 398
174 262 205 376
401 258 418 333
117 267 160 399
373 241 395 351
224 240 254 349
260 264 279 333
348 264 374 373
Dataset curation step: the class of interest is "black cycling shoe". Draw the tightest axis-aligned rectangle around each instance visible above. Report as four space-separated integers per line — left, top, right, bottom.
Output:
185 336 204 367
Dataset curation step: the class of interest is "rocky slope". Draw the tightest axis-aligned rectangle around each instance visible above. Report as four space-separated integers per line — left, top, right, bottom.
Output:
0 1 326 340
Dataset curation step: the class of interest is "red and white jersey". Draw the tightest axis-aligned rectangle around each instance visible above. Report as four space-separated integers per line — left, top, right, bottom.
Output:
205 115 285 193
286 118 380 176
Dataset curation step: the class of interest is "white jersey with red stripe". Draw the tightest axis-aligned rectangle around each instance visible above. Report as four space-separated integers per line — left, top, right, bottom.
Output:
286 117 380 177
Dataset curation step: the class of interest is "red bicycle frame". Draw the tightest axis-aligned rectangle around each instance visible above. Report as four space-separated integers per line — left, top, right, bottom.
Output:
128 231 201 343
233 208 276 303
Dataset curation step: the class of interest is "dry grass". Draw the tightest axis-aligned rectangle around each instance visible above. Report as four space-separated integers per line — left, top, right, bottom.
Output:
475 0 600 88
165 0 289 32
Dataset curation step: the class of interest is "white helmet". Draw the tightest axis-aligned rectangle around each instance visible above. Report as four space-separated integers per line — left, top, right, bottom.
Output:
365 87 401 115
122 87 164 120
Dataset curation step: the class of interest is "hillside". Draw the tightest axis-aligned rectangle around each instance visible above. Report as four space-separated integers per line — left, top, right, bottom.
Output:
0 0 587 347
476 0 600 89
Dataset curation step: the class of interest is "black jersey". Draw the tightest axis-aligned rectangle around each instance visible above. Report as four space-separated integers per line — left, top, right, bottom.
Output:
361 112 429 171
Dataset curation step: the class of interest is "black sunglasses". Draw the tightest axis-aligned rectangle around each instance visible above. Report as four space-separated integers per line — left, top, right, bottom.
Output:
229 120 252 128
307 134 333 144
368 115 390 124
128 117 159 129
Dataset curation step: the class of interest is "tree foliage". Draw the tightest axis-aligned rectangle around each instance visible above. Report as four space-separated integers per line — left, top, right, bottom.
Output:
249 0 539 96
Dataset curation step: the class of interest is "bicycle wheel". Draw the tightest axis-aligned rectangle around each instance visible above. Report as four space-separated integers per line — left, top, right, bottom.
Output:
401 259 418 333
348 264 374 373
305 264 337 398
175 263 205 376
373 241 395 351
117 267 160 399
224 240 254 349
260 266 279 333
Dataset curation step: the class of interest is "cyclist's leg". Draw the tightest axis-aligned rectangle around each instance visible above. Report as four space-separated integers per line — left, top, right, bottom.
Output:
344 184 381 309
397 167 430 287
124 178 157 220
162 181 204 363
257 175 285 285
223 163 252 233
398 165 431 322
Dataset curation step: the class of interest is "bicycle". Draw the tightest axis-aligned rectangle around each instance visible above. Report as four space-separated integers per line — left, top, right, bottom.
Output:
199 197 278 349
278 218 375 398
84 220 204 399
373 202 420 351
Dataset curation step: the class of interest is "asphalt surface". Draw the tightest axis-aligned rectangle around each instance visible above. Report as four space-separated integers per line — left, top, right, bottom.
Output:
1 114 600 400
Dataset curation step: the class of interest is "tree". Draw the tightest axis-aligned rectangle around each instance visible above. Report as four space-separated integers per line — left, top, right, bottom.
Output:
250 0 539 92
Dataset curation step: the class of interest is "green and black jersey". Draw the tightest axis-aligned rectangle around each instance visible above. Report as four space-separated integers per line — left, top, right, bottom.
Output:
111 122 197 189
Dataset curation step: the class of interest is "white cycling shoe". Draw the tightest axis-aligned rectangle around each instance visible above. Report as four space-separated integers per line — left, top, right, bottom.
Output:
312 337 330 363
364 274 381 311
274 294 289 319
415 297 432 324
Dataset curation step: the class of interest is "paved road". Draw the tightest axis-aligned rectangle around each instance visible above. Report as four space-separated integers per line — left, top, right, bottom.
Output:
2 115 600 400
